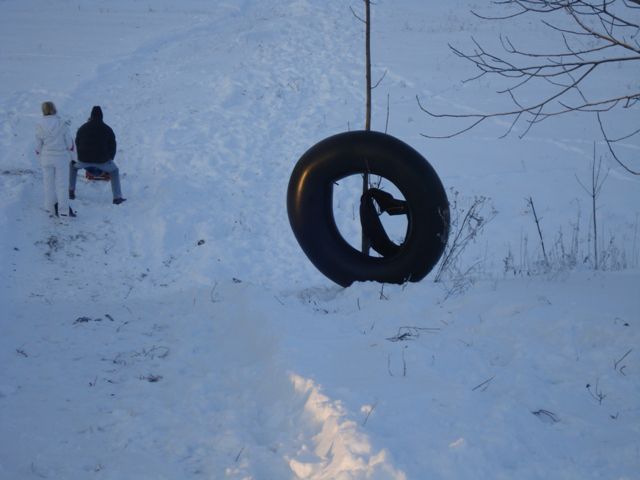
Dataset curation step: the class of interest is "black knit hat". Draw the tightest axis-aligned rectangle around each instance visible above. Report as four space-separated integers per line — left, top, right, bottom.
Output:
90 105 103 121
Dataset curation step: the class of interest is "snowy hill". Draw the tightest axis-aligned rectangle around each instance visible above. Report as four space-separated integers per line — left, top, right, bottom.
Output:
1 1 639 478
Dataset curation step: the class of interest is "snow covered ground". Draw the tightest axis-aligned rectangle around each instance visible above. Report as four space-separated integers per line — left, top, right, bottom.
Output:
1 0 639 478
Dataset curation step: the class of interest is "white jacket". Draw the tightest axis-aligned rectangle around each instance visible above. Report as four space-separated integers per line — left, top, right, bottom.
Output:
35 115 75 165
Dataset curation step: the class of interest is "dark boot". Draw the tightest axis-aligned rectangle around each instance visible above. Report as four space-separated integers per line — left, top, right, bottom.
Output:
59 207 76 218
113 198 127 205
56 203 76 218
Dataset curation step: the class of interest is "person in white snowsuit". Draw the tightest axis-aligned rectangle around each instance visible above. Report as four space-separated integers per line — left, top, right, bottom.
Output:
35 101 76 217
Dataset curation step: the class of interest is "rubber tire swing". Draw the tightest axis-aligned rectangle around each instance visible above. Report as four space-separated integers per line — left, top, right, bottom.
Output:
287 130 450 287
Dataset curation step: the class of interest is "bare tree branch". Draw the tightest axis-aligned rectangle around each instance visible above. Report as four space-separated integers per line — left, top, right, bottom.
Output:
350 6 365 23
597 112 640 174
372 69 388 89
419 0 640 175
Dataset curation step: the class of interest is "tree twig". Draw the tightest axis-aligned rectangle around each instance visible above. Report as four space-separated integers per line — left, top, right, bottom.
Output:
527 196 549 266
614 348 632 375
472 375 495 391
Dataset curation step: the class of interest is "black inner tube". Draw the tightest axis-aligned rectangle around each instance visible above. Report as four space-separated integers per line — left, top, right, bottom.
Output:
287 130 449 287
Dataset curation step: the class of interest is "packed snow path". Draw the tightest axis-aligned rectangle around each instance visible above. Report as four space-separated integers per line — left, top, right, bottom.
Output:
2 0 369 296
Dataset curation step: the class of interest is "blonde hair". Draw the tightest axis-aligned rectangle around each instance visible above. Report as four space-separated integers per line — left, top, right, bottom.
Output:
41 101 57 116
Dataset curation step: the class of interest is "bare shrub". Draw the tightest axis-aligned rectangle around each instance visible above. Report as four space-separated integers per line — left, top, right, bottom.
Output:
434 190 497 297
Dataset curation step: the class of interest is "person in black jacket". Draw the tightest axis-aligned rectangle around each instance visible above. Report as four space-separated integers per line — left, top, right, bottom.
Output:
69 106 126 205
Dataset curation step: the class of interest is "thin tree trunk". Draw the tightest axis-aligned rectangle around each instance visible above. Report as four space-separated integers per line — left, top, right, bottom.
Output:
365 0 371 132
361 0 372 254
592 159 598 270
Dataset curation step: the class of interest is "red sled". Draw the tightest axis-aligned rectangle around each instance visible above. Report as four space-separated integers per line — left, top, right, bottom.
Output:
85 166 111 181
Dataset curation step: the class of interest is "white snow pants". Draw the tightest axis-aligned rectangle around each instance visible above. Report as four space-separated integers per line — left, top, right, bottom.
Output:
41 155 69 216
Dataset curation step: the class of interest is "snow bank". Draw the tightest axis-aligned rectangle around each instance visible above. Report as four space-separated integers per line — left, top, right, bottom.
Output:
289 374 406 480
